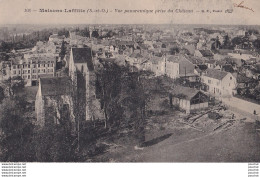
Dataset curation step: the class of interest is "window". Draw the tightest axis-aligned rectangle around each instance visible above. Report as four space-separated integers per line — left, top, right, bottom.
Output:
43 69 45 73
230 77 232 80
28 64 30 68
48 64 49 67
13 71 16 74
28 75 30 79
13 66 16 69
28 70 30 73
23 65 25 68
34 64 36 68
38 64 40 67
38 69 40 73
208 80 211 84
18 70 20 74
44 64 45 67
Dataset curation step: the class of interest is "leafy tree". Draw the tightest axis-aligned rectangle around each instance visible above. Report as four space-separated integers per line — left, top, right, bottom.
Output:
253 39 260 49
78 27 90 38
0 96 35 162
96 61 153 146
0 86 5 103
3 76 24 97
170 47 180 55
58 28 69 38
222 35 232 49
232 36 244 46
91 30 99 38
33 103 79 162
34 124 78 162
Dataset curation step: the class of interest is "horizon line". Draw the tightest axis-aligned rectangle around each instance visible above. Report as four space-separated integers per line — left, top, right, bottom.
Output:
0 23 260 26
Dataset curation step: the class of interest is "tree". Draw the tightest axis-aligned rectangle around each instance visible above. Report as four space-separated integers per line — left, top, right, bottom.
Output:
34 124 78 162
232 36 244 46
0 86 5 103
222 35 232 49
91 30 99 38
96 61 124 129
79 27 90 38
170 47 180 55
0 96 35 162
2 76 24 97
33 103 79 162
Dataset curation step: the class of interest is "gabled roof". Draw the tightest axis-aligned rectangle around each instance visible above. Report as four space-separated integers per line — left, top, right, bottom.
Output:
199 50 214 57
205 60 216 64
40 77 72 96
222 64 234 73
71 47 94 71
166 55 186 63
204 69 229 80
170 86 204 100
237 74 255 83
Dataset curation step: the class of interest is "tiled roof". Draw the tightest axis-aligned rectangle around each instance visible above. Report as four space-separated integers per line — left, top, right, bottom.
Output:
222 64 234 73
71 47 94 71
199 50 214 57
170 86 201 100
40 77 72 96
205 60 216 64
204 69 228 80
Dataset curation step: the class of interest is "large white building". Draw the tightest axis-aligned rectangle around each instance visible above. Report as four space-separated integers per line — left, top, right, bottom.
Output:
201 69 237 97
0 57 56 86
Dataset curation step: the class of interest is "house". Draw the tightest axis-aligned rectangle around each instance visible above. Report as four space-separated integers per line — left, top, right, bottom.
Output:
170 86 209 114
222 64 235 73
141 54 163 76
1 57 56 86
201 69 237 97
228 52 256 61
35 77 75 130
165 56 179 79
194 49 214 60
69 47 96 121
205 60 216 69
164 55 196 79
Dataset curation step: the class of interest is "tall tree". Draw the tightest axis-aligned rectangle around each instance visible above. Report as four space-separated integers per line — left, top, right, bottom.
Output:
0 96 35 162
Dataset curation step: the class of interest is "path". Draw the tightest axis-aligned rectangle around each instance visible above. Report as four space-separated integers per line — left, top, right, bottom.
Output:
222 97 260 121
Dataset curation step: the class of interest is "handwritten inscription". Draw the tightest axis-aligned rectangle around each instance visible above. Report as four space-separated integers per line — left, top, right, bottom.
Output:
233 1 254 12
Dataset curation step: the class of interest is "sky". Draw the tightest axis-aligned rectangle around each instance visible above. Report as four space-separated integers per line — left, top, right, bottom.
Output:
0 0 259 25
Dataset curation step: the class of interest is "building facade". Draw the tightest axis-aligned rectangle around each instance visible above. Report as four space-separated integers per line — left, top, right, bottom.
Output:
35 77 75 131
0 57 56 86
201 69 237 97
